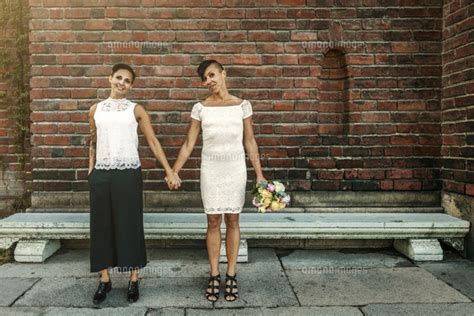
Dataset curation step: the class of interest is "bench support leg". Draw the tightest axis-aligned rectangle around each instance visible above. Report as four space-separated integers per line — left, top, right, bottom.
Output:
394 239 443 261
220 239 248 263
0 237 20 250
441 237 464 251
14 240 61 263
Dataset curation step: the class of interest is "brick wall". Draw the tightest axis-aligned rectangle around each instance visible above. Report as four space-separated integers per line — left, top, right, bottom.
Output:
27 1 445 202
0 0 30 216
441 0 474 197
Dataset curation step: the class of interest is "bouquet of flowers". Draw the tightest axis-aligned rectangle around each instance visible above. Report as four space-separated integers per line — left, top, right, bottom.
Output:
251 180 291 213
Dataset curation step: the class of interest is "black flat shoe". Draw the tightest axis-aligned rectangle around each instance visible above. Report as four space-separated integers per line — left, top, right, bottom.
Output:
127 280 139 303
93 280 112 305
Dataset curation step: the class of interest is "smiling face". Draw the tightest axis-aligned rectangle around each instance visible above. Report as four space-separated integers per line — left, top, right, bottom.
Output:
109 69 134 98
202 63 226 94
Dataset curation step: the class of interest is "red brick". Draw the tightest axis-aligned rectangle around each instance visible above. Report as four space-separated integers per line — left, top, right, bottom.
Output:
44 136 70 145
391 42 419 53
466 184 474 196
260 9 287 18
390 136 418 145
394 180 422 190
358 170 385 180
248 31 275 41
387 169 413 179
381 180 394 190
318 171 344 180
346 55 374 65
308 159 336 168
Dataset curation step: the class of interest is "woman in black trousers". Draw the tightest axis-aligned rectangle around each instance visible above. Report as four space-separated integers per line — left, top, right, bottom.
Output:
88 64 180 304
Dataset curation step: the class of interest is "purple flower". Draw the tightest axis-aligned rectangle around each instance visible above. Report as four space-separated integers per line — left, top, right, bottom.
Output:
267 184 275 192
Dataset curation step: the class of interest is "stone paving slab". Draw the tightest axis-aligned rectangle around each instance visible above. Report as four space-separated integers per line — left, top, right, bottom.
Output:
0 249 91 278
13 277 133 308
186 306 363 316
212 248 298 308
285 267 471 306
279 249 413 270
0 306 148 315
418 260 474 300
361 303 474 316
0 278 39 307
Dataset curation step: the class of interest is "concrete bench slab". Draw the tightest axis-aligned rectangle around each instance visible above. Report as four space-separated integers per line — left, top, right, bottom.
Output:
0 212 470 263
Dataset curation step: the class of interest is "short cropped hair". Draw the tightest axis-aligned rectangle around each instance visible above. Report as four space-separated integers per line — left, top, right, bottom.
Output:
197 60 224 81
111 63 136 83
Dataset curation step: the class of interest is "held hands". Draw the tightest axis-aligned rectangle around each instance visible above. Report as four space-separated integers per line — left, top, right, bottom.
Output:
165 170 182 190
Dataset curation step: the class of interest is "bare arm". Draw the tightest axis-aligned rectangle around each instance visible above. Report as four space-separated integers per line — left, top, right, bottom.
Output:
172 118 201 174
243 116 266 183
88 104 97 175
134 104 180 188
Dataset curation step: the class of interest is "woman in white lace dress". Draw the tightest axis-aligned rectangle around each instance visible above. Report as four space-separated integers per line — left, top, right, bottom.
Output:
88 64 180 304
171 60 266 302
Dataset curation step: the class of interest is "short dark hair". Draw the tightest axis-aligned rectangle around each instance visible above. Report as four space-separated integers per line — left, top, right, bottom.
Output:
111 63 136 83
197 60 224 81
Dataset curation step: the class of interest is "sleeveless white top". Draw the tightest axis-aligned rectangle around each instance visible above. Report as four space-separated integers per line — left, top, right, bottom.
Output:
94 97 141 170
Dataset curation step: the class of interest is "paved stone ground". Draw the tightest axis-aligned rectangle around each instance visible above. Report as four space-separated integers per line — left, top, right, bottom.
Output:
0 248 473 315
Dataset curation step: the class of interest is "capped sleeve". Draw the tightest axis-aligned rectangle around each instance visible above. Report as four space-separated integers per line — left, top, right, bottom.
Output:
242 100 253 119
190 102 202 121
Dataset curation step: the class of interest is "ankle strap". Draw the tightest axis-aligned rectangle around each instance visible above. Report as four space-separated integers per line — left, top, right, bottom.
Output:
209 274 221 280
226 273 237 280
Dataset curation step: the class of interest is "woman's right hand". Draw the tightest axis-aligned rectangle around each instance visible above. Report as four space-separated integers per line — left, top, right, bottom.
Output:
165 171 182 190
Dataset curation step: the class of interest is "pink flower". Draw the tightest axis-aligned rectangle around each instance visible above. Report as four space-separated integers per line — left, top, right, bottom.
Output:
267 184 275 192
282 195 291 203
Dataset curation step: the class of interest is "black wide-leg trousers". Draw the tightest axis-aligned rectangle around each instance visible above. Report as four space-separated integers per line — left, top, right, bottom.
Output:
88 167 147 273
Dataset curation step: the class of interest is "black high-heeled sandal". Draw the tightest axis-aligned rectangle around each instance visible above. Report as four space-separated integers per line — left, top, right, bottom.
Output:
205 274 221 302
224 273 238 302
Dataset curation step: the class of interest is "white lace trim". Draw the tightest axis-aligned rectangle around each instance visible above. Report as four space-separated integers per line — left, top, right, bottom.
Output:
242 100 253 118
95 159 141 170
190 100 253 121
101 98 132 111
204 207 242 214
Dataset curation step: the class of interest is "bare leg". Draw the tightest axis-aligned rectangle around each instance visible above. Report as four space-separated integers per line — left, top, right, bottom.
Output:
130 269 138 281
100 269 110 282
224 213 240 301
224 213 240 276
206 214 222 276
205 214 222 302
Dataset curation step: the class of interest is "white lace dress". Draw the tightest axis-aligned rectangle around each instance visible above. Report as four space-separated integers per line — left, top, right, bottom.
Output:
191 100 253 214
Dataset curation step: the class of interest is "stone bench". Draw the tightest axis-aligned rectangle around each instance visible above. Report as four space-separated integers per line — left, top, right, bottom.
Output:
0 212 470 263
